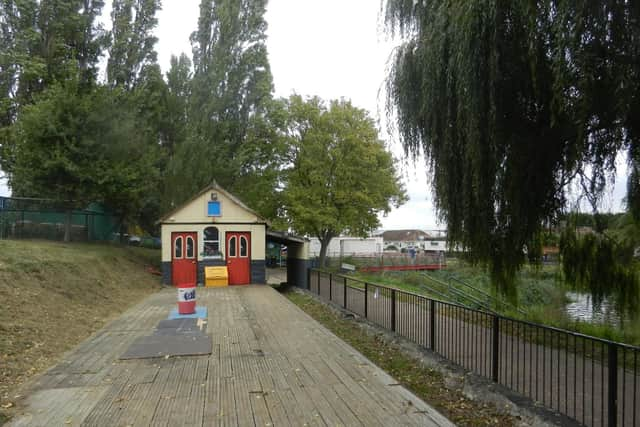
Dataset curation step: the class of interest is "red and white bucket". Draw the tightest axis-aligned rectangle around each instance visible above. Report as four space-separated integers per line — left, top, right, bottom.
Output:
177 284 196 314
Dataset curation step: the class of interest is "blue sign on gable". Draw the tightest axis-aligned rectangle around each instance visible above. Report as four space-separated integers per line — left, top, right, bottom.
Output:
207 201 221 216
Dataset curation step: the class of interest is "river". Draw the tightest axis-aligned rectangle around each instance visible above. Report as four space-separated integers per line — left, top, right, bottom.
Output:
565 291 625 326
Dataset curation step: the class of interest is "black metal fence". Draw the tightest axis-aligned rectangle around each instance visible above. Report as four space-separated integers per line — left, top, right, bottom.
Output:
0 197 121 241
308 269 640 427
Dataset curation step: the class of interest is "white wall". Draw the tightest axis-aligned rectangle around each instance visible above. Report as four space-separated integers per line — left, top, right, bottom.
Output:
308 237 383 257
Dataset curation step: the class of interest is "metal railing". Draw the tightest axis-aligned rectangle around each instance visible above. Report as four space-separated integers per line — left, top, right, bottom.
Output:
307 268 640 427
418 272 526 315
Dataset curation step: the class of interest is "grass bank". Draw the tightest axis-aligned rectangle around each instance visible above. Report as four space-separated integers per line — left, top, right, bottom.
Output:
285 289 517 426
0 240 162 418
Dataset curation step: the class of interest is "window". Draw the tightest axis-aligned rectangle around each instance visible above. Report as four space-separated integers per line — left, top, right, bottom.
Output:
228 236 237 257
207 201 221 216
203 227 221 258
186 236 195 258
174 236 183 258
240 236 248 257
430 241 439 246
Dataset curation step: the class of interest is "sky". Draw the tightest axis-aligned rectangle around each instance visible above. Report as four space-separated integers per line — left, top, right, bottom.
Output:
154 0 440 230
0 0 628 230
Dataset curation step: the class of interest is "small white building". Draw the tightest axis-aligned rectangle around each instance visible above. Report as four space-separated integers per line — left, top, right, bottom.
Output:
423 238 447 252
308 236 383 257
158 184 268 286
379 229 430 251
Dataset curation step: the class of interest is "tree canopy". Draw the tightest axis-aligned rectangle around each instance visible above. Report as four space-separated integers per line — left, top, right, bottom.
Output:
0 0 164 238
283 95 407 266
384 1 640 296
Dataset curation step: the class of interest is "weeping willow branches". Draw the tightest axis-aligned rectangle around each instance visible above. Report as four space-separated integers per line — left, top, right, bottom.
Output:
385 0 640 296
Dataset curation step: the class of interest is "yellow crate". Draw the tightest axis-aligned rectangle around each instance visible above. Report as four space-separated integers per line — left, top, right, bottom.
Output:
205 266 228 287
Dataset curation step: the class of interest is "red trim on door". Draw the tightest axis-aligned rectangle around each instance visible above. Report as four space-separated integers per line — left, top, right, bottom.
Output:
226 232 250 285
172 232 197 286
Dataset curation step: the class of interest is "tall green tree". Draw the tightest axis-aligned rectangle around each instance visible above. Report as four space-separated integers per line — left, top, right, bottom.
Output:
10 80 161 240
283 96 407 267
385 0 640 296
107 0 160 88
172 0 274 202
164 53 191 156
1 0 108 179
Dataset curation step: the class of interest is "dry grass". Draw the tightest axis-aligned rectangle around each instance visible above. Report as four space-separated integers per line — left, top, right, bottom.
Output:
0 240 162 418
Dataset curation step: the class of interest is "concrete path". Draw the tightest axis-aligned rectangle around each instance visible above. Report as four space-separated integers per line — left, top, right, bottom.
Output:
265 267 287 285
7 286 453 427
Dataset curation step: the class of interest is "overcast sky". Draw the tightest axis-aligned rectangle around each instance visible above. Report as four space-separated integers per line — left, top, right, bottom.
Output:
0 0 627 229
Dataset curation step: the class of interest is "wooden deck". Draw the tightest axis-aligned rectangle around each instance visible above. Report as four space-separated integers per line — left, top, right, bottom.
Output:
8 286 453 426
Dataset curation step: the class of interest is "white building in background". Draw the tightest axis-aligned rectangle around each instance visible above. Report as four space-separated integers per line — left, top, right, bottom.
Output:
423 238 448 252
308 236 383 257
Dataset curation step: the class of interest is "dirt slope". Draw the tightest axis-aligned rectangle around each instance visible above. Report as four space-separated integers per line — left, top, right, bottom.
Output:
0 240 162 417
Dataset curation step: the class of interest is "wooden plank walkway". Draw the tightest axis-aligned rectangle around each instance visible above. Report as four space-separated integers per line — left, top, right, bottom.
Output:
7 286 453 427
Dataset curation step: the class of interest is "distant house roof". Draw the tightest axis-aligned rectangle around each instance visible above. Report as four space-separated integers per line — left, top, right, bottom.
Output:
381 229 431 242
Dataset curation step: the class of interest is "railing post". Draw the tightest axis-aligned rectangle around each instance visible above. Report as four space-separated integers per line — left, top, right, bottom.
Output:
329 273 332 300
391 289 396 332
492 315 500 382
307 268 311 290
343 277 347 309
364 283 368 318
608 343 618 427
429 299 436 350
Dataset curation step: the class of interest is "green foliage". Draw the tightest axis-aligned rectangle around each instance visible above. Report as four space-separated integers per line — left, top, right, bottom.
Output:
560 225 639 316
170 0 275 202
384 1 640 296
11 80 160 211
107 0 160 88
0 0 168 235
163 53 191 156
0 0 107 105
283 95 407 266
1 0 108 177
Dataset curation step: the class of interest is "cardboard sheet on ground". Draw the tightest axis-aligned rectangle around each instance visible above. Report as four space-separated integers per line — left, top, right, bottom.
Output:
119 315 211 360
119 334 212 359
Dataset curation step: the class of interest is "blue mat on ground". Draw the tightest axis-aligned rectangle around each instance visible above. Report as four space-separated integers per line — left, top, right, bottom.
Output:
168 306 207 319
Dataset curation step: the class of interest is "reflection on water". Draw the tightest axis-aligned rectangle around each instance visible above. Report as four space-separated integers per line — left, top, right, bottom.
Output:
565 292 624 326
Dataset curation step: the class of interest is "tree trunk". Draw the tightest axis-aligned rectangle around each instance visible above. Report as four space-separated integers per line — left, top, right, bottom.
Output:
318 232 334 268
319 239 329 268
63 209 72 242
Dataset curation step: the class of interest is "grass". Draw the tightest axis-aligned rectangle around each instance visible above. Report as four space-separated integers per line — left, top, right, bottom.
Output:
284 289 518 426
0 239 162 420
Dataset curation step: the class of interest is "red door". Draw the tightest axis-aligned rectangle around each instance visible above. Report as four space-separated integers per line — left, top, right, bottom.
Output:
226 232 250 285
171 232 197 286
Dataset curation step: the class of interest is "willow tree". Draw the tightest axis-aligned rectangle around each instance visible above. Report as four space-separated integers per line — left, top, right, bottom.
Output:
385 1 640 297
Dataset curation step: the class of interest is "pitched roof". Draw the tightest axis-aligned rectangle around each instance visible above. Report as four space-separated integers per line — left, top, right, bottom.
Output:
381 229 431 242
157 182 269 225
